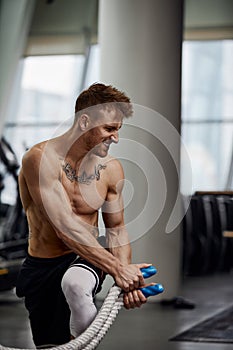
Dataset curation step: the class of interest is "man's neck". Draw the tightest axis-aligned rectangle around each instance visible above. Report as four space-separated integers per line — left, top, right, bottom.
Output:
54 127 89 166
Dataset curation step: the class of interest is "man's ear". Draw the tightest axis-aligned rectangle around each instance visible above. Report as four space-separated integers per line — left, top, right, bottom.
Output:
79 114 90 131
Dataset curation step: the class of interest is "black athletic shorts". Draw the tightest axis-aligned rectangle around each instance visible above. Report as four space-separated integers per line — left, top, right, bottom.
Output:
16 253 106 348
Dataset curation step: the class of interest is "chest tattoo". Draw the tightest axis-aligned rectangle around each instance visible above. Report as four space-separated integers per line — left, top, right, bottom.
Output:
62 162 107 185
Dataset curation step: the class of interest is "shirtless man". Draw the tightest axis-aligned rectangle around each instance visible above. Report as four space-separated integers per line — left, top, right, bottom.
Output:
16 83 151 348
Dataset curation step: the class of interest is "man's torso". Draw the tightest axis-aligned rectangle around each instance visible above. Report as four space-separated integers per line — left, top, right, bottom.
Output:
19 142 109 258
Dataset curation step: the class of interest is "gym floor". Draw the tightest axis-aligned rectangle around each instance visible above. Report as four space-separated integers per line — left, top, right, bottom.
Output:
0 272 232 350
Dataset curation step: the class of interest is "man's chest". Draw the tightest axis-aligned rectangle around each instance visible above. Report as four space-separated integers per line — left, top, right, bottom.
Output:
61 175 108 215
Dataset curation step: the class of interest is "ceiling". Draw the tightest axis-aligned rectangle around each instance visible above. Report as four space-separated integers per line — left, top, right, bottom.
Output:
25 0 98 56
25 0 233 56
184 0 233 39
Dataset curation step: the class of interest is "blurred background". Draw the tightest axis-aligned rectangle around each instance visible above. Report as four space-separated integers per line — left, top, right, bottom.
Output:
0 1 232 349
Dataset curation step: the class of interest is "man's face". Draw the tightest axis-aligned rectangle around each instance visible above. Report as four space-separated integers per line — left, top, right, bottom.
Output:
86 108 123 157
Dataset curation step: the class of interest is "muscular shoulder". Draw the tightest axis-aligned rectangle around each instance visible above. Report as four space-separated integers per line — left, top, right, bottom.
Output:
21 144 43 177
22 141 58 179
22 143 44 166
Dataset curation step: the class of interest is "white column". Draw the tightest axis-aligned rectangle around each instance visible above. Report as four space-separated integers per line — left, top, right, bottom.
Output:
98 0 183 299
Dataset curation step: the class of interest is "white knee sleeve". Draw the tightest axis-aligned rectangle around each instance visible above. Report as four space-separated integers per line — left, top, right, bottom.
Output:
61 266 98 337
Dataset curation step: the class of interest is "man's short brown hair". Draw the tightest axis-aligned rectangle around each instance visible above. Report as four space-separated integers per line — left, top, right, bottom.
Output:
75 83 133 119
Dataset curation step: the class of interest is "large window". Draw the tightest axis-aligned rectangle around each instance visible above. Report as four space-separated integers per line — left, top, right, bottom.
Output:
1 46 100 204
5 55 84 159
181 40 233 193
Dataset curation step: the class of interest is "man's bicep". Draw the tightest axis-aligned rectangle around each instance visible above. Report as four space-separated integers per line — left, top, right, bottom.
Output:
102 167 125 228
102 208 124 229
102 203 130 251
102 187 125 228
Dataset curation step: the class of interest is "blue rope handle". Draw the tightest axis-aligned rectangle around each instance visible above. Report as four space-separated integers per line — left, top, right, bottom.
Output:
140 265 164 298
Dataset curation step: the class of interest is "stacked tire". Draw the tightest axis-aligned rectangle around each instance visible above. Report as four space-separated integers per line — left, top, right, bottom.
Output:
182 193 233 276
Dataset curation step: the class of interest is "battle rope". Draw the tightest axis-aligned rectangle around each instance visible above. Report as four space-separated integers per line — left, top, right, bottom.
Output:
0 266 163 350
0 286 123 350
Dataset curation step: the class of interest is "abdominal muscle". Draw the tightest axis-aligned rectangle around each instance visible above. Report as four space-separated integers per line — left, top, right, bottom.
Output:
27 206 99 258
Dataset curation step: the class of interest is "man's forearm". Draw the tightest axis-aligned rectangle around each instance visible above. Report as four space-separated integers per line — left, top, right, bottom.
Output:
57 228 123 276
53 211 124 276
109 243 132 265
52 206 131 278
106 227 132 265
